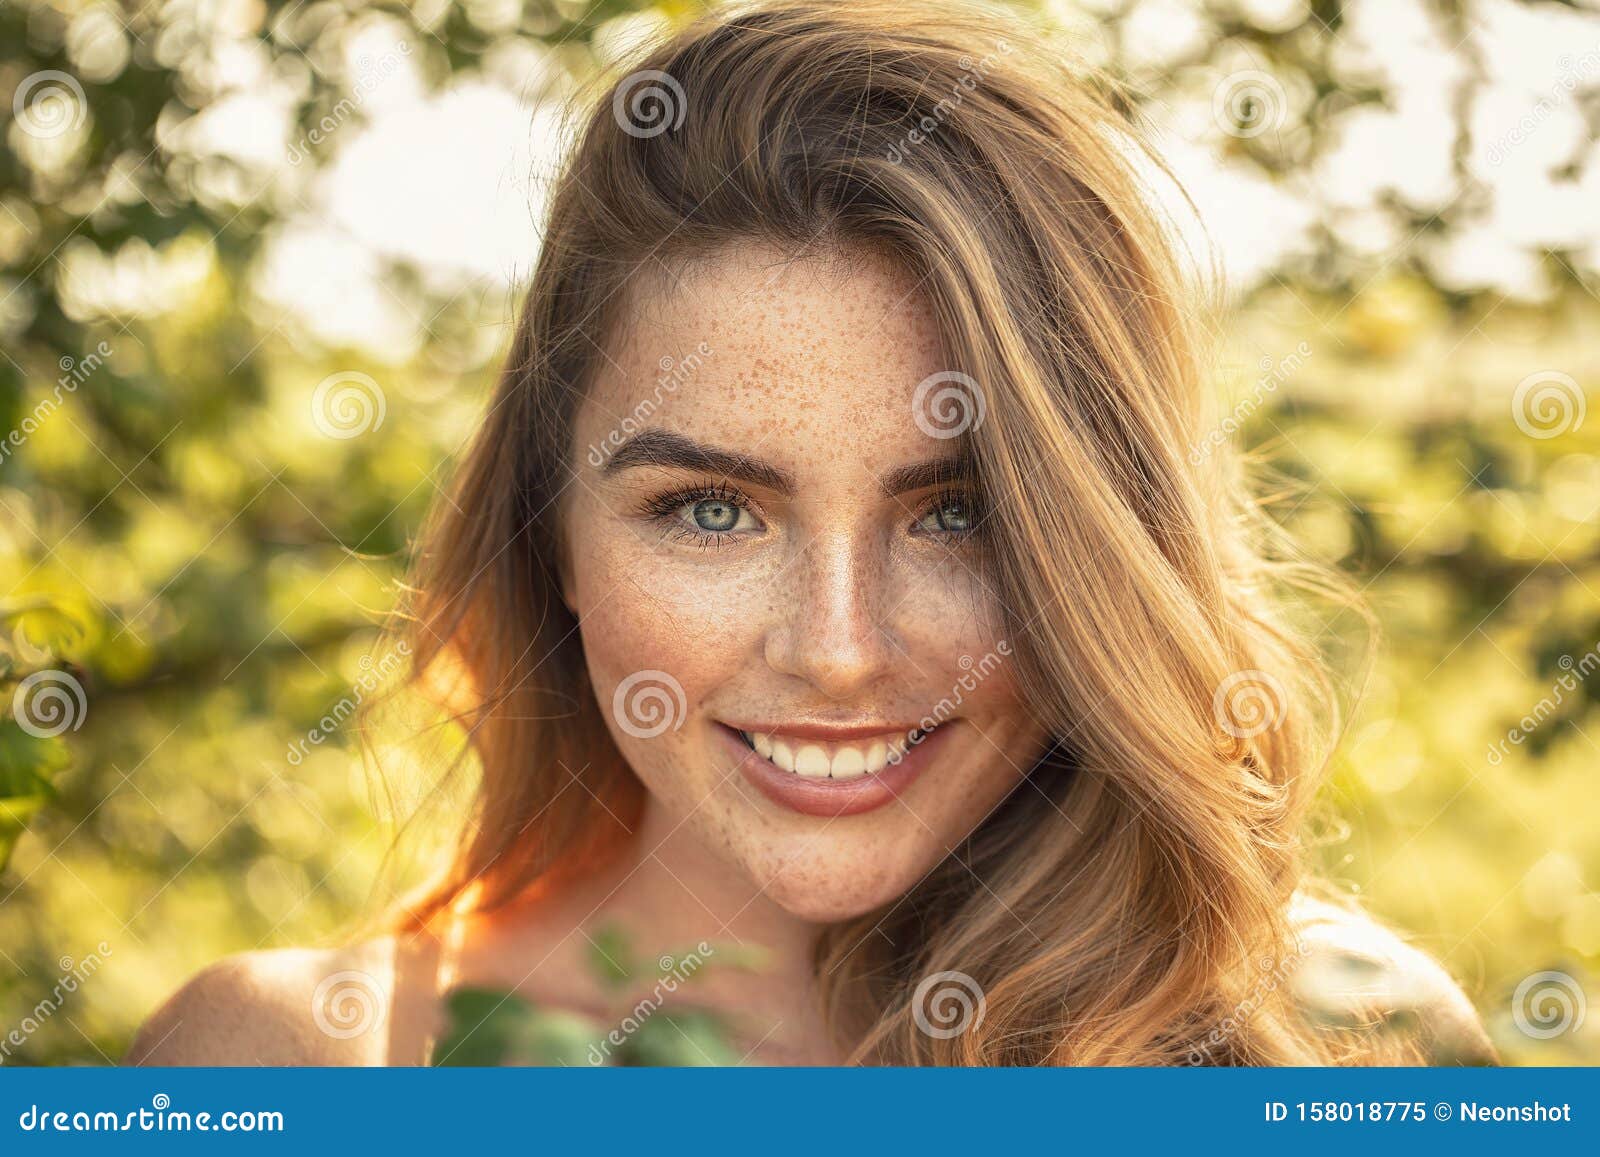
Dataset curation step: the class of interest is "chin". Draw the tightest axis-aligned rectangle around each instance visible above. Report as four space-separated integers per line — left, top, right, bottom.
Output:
745 843 924 924
762 884 893 925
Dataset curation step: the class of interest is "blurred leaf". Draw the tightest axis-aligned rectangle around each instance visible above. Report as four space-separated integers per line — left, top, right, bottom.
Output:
432 987 601 1067
619 1010 741 1067
588 923 638 989
0 726 65 872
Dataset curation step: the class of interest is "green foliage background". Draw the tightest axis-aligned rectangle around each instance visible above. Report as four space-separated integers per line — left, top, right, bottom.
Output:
1 0 1596 1065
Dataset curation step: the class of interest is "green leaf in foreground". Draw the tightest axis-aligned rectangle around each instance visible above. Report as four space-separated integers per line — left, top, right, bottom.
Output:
431 987 600 1067
432 964 744 1066
618 1009 742 1067
0 726 67 873
586 923 638 989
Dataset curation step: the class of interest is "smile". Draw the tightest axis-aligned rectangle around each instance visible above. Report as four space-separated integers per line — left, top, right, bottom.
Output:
734 726 933 779
716 720 950 817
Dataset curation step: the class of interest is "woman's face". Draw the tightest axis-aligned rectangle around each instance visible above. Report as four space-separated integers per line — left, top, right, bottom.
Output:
563 242 1049 923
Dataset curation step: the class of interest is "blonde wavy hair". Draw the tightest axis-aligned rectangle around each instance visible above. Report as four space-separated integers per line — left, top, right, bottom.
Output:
372 0 1396 1065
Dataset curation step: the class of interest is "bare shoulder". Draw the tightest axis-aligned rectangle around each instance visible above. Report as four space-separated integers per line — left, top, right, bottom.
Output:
1288 893 1498 1065
125 936 430 1067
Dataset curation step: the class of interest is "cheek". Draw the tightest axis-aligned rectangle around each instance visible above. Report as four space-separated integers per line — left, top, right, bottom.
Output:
892 555 1015 701
890 565 1042 809
568 511 766 743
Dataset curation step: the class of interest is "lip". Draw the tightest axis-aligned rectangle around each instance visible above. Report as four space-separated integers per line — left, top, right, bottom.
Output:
720 720 927 741
715 720 952 818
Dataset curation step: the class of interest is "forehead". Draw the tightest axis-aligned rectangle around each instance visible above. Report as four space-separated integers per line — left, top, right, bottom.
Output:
586 243 950 456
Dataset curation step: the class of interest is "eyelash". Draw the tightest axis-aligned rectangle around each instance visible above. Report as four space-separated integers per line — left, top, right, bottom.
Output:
641 481 757 549
638 480 978 548
917 488 978 540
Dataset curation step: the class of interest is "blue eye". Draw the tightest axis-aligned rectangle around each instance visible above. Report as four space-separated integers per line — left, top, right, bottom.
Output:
915 494 974 535
643 483 763 544
691 497 740 532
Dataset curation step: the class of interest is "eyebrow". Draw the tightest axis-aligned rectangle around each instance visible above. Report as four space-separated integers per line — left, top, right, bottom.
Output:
879 457 971 497
601 428 796 493
601 427 971 497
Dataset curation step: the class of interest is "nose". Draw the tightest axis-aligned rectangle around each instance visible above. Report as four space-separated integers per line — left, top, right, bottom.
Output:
763 529 896 699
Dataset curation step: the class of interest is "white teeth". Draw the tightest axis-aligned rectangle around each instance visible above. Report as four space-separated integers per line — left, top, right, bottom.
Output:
741 728 934 779
794 745 830 778
830 746 866 780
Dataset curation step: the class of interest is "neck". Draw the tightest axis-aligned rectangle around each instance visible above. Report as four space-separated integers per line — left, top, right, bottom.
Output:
434 797 842 1062
596 798 821 981
580 798 839 1062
